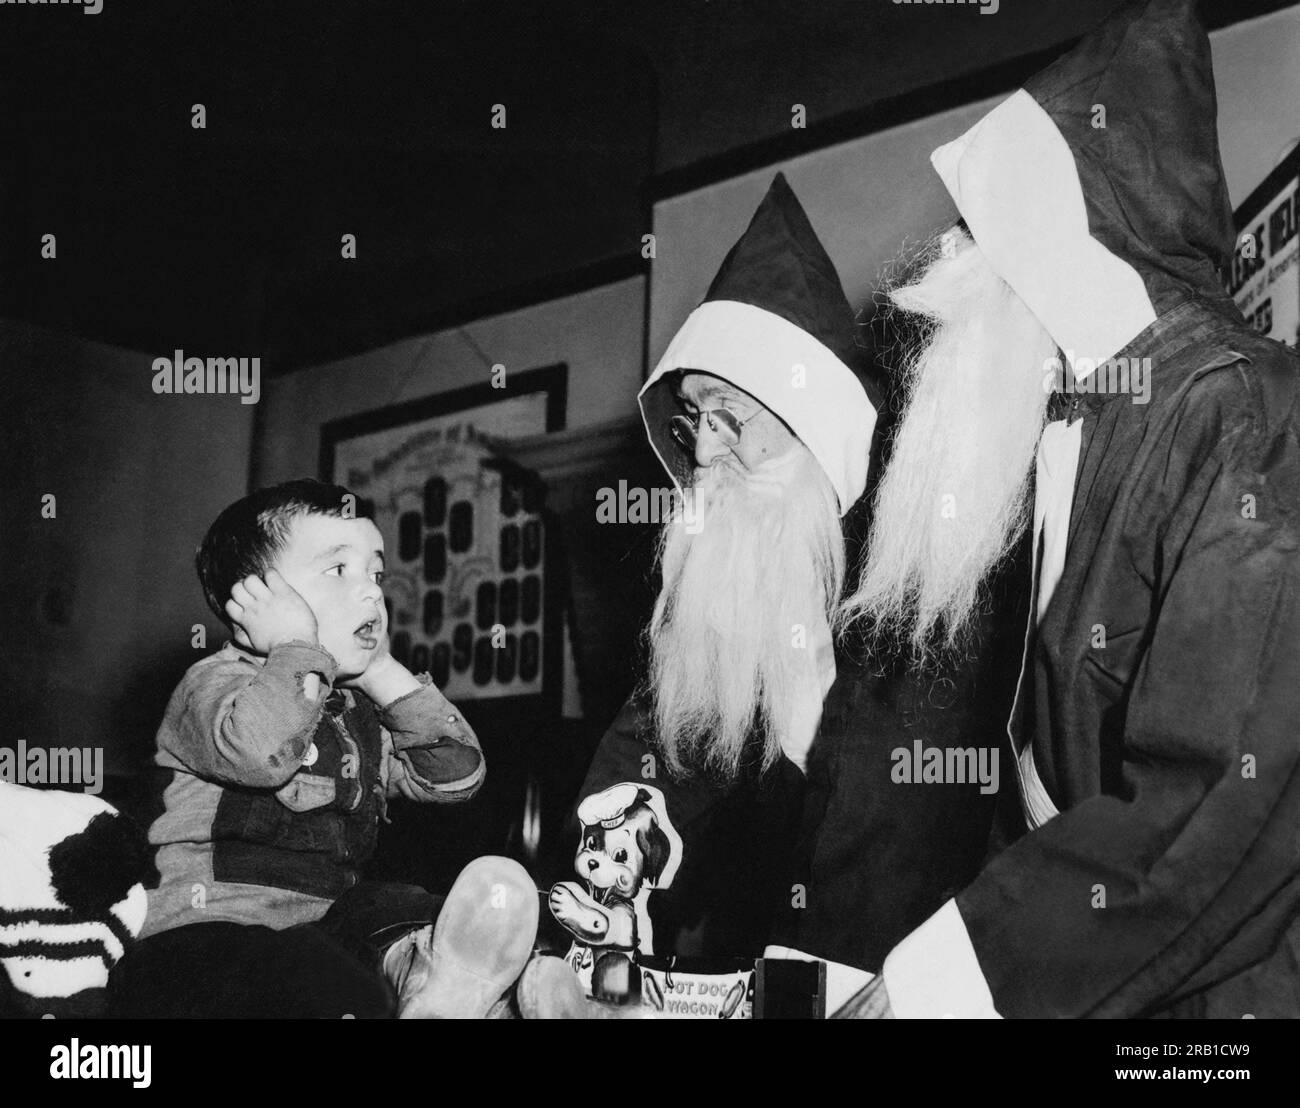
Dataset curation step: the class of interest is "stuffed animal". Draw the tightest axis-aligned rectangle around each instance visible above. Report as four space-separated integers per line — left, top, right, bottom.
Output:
0 779 150 1016
549 782 682 972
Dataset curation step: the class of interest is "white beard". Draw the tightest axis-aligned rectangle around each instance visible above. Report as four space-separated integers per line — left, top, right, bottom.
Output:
647 446 844 784
843 228 1056 659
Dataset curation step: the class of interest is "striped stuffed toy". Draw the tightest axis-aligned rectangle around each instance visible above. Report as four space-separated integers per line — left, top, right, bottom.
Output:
0 779 150 1016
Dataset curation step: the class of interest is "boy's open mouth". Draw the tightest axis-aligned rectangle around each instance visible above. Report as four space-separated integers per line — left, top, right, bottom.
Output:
354 618 380 648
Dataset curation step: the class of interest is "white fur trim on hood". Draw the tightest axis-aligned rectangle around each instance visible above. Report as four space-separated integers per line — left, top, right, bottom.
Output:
931 89 1157 379
639 299 877 515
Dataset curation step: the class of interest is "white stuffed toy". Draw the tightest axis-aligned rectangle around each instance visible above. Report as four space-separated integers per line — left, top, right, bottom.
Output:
0 779 149 1009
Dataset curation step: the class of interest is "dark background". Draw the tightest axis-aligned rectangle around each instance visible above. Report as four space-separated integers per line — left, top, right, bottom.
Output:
2 0 1291 370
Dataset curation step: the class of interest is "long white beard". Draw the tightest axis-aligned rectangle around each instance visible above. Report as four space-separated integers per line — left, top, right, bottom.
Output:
648 446 844 784
842 228 1056 658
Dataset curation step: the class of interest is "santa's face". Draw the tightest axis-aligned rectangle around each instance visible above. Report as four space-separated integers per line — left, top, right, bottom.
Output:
672 372 798 475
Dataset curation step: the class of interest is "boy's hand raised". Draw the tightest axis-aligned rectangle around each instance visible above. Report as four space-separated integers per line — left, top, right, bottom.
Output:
227 569 319 653
350 639 422 706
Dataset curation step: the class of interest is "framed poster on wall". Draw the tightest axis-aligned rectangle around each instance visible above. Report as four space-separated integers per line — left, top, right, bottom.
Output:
1226 145 1299 348
319 364 567 703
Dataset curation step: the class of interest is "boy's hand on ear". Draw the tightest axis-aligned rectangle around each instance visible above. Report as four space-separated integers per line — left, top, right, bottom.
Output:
226 569 319 653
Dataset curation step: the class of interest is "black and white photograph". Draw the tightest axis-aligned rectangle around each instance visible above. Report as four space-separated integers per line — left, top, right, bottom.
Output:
2 0 1298 1080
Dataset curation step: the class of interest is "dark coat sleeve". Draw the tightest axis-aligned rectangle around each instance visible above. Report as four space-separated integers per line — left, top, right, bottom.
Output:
777 639 1010 972
575 694 727 834
958 353 1300 1017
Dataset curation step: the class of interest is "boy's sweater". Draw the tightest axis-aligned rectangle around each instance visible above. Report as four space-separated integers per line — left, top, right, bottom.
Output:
142 640 484 938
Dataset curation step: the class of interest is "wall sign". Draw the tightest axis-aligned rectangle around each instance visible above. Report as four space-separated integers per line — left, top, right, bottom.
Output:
1226 146 1299 348
320 365 566 701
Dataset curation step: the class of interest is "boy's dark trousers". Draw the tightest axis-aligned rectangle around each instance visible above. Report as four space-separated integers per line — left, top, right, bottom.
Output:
108 882 443 1019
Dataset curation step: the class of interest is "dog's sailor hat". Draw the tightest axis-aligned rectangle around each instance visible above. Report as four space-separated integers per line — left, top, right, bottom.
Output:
577 782 650 830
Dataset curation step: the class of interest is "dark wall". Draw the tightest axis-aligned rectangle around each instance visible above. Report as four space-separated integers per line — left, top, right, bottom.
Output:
0 320 255 775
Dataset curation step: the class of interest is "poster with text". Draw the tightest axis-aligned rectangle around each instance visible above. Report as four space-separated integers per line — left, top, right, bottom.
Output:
1227 146 1299 349
321 367 565 701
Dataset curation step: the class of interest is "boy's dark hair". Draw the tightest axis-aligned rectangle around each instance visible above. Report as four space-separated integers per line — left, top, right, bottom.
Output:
196 478 366 627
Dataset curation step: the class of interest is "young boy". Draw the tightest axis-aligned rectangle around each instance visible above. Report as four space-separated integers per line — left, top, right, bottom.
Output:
110 479 538 1018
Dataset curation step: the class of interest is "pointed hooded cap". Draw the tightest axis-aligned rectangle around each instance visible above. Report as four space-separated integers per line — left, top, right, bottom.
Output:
639 173 878 516
931 0 1237 377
